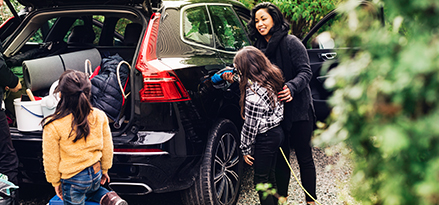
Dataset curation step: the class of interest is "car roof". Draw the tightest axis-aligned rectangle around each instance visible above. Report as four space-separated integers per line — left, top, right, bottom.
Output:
16 0 148 8
16 0 245 9
162 0 247 9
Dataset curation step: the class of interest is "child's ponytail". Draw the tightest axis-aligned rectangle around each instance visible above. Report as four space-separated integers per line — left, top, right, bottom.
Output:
42 70 93 142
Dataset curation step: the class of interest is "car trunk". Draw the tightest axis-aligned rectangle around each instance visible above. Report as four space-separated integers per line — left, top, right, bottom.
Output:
3 2 158 183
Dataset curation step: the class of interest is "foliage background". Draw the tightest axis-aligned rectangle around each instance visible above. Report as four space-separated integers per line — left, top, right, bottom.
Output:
1 0 341 40
315 0 439 204
5 0 436 204
238 0 341 39
0 0 23 23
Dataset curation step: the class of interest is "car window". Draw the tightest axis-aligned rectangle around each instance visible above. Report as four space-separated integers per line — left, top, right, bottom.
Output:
63 15 104 45
234 7 251 34
92 15 105 44
114 18 133 46
63 19 84 42
208 5 250 51
28 18 57 43
305 12 344 49
116 18 133 36
182 6 213 47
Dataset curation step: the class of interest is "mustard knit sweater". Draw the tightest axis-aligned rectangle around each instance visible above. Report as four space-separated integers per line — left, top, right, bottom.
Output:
42 108 113 187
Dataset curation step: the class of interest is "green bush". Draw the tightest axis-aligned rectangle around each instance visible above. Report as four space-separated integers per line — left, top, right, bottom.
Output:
238 0 341 39
317 0 439 204
0 0 23 24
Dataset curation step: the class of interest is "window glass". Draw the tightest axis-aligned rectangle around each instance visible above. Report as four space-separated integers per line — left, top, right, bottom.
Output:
115 18 133 46
63 19 84 42
182 6 213 46
28 18 57 43
208 5 250 51
306 14 343 49
63 15 104 45
116 18 133 36
92 15 105 45
234 8 251 33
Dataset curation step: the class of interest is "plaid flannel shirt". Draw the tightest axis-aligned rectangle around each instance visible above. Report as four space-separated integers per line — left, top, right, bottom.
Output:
240 82 284 156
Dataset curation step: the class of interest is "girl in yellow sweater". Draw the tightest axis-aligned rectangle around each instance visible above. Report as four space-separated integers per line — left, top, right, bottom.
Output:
42 70 127 205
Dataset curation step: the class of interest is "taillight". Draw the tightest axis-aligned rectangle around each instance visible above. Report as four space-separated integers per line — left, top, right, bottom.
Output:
140 68 190 102
135 13 190 103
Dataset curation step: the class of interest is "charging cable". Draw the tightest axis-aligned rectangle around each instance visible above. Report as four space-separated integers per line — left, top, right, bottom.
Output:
279 147 323 205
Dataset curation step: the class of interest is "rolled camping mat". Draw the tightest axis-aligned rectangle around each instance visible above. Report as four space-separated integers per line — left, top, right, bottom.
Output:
23 55 64 92
60 48 101 72
22 48 102 92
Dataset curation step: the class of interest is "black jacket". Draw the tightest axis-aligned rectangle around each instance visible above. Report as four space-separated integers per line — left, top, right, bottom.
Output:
90 54 130 121
254 26 314 131
0 54 19 101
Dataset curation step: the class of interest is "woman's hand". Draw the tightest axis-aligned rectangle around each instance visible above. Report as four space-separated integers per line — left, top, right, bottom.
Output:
243 155 254 166
278 85 293 102
55 185 63 200
101 173 110 185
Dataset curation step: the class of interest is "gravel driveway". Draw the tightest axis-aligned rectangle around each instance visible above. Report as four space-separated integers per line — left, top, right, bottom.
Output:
237 145 355 205
18 145 354 205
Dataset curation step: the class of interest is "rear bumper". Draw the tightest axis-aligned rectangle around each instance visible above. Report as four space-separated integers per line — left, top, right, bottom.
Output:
110 153 199 194
10 128 199 193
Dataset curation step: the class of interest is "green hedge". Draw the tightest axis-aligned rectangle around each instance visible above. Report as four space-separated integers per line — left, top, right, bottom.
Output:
317 0 439 204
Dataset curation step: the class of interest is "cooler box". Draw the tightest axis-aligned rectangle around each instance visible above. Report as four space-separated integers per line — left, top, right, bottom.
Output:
49 195 99 205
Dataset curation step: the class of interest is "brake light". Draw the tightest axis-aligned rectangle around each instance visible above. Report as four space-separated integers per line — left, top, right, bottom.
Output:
135 13 190 103
140 68 190 102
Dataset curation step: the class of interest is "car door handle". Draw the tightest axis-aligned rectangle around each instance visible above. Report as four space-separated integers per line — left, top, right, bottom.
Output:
321 52 337 60
316 75 331 83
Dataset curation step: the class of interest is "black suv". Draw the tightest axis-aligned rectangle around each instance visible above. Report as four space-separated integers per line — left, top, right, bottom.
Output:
1 0 345 204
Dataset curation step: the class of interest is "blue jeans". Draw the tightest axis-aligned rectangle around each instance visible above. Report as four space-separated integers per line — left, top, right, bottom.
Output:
61 165 109 205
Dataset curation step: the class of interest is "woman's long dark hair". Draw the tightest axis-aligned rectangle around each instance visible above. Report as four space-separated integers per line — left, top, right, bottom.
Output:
247 2 290 41
42 70 93 142
234 46 284 119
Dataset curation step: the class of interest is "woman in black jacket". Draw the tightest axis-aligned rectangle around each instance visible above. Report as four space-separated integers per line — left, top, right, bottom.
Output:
248 2 317 204
0 52 21 202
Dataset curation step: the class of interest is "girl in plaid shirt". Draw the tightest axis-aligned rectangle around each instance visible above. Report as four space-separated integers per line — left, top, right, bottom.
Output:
232 46 285 205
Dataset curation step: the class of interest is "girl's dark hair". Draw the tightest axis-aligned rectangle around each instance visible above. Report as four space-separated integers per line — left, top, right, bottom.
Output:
234 46 284 119
42 70 93 142
247 2 290 41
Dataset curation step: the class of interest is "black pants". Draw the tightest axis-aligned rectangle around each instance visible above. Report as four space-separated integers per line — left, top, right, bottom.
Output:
0 110 19 186
254 126 284 205
276 108 316 202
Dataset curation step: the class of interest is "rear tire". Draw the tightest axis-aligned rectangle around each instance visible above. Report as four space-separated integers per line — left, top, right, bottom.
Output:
182 119 243 205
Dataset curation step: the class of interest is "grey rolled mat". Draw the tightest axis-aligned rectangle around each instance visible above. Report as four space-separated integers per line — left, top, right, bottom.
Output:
23 55 64 91
23 48 102 91
61 48 101 72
